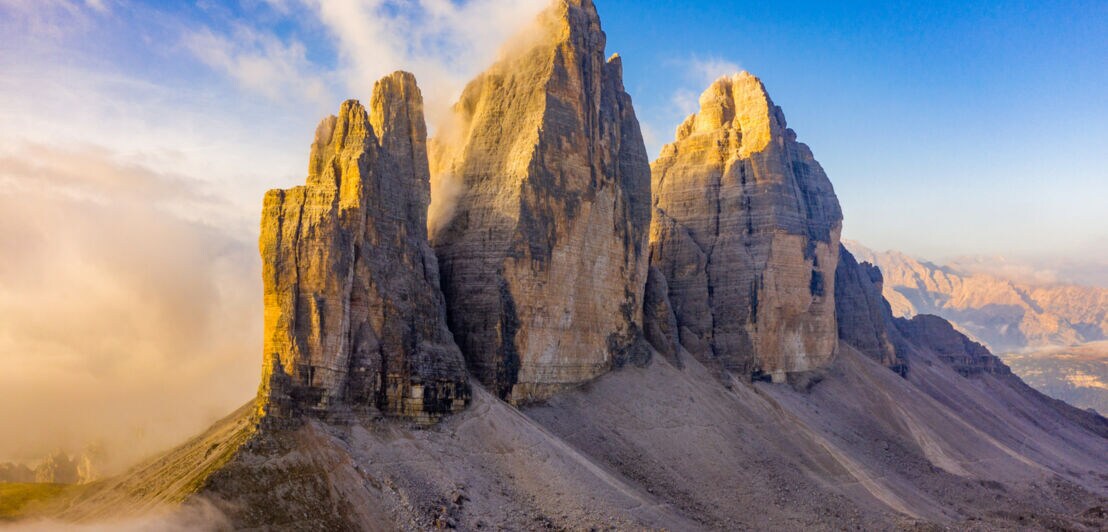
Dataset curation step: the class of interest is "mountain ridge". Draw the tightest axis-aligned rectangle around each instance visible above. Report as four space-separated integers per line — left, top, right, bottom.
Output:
845 239 1108 352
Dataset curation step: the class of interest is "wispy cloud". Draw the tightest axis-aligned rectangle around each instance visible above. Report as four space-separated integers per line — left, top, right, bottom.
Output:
184 25 332 108
672 55 742 116
642 54 744 155
301 0 547 127
0 0 104 38
176 0 547 129
687 56 742 86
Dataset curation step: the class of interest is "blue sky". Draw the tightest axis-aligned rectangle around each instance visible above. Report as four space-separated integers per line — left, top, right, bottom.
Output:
0 0 1105 459
3 0 1106 260
598 0 1108 263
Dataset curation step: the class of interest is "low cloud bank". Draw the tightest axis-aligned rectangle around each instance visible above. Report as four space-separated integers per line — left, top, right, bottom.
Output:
0 143 260 469
0 498 231 532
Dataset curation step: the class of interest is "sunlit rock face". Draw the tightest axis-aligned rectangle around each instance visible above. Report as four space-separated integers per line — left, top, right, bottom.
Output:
429 0 651 402
258 72 469 422
834 246 908 375
648 73 843 382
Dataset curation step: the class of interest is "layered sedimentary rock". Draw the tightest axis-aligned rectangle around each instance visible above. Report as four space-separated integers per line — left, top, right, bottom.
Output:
834 246 908 375
258 72 468 421
648 72 843 382
897 314 1010 377
430 0 651 401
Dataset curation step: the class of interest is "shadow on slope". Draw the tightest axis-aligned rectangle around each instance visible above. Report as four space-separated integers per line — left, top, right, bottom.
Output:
527 343 1108 530
11 346 1107 530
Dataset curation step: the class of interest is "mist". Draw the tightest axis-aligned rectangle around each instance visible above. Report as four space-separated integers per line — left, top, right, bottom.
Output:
0 143 261 469
0 498 231 531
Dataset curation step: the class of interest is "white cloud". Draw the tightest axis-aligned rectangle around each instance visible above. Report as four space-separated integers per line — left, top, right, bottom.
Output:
0 0 97 37
84 0 108 13
673 55 743 116
688 56 742 86
299 0 547 128
184 25 332 108
670 88 700 118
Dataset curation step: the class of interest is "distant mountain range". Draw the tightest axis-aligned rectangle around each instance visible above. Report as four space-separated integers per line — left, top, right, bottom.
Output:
845 240 1108 353
845 240 1108 414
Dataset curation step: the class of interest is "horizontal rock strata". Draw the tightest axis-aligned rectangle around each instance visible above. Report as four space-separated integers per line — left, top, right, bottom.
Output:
897 314 1011 377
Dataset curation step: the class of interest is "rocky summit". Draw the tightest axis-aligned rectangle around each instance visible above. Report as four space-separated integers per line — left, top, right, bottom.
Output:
258 72 468 423
429 0 651 402
648 72 843 382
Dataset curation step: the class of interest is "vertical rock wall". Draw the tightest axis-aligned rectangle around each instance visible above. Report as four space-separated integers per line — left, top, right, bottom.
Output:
430 0 651 402
648 73 843 382
258 72 468 422
834 246 908 375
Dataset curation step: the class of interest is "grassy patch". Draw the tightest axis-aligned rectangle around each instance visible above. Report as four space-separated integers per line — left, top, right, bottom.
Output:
0 482 71 519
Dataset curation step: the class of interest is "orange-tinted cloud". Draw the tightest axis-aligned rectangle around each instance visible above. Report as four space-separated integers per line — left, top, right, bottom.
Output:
0 143 261 470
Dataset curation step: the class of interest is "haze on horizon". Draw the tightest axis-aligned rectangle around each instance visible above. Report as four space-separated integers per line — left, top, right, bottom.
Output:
0 0 1104 466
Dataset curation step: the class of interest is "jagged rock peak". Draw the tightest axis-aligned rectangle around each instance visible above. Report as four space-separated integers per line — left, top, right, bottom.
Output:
648 72 844 382
430 0 652 402
668 71 782 158
258 72 469 423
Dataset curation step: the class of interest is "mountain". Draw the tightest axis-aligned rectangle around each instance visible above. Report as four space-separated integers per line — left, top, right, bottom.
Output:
9 1 1107 530
648 72 842 382
429 0 651 403
845 240 1108 353
844 240 1108 413
257 73 469 423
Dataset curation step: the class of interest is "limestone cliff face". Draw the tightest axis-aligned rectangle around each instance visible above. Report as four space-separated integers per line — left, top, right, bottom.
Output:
430 0 651 402
835 247 908 375
258 72 468 422
648 73 843 381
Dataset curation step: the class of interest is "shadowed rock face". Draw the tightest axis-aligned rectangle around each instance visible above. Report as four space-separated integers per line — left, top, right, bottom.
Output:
258 72 468 422
897 314 1011 377
648 73 843 382
835 246 908 375
430 0 651 402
